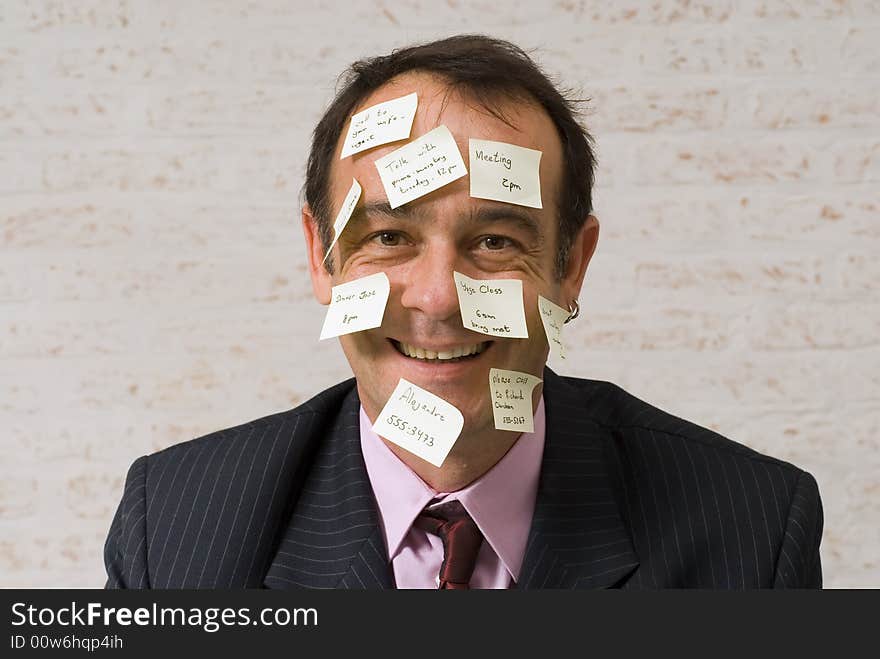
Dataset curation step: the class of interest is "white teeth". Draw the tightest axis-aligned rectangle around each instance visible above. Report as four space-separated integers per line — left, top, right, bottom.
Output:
397 341 486 360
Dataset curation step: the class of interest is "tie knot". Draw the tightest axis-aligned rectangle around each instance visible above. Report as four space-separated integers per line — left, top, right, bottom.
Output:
415 504 484 589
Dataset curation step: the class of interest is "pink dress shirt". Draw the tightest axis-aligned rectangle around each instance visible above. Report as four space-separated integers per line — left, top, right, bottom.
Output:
359 398 546 589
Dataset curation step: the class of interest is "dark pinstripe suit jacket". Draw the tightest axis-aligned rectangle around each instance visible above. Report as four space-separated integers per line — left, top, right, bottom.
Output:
104 368 823 589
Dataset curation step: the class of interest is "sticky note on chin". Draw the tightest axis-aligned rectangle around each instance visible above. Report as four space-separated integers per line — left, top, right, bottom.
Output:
374 125 467 209
538 295 568 361
340 92 418 159
372 379 465 467
323 178 361 264
453 271 528 339
319 272 390 340
490 368 542 433
469 138 542 209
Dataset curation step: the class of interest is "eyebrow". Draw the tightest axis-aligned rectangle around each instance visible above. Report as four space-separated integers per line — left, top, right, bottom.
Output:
348 201 425 226
470 205 544 242
348 200 545 242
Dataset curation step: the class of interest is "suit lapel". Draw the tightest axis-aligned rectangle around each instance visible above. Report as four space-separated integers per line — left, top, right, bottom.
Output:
519 368 639 589
263 386 392 589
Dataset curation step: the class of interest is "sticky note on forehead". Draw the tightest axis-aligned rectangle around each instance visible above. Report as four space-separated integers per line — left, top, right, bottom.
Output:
490 368 542 433
469 139 542 209
538 295 568 361
340 92 418 159
374 125 467 209
453 271 529 339
372 378 465 467
323 178 362 264
319 272 390 340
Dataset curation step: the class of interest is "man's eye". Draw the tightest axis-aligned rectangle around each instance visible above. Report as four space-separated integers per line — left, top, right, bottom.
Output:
373 231 402 247
481 235 512 250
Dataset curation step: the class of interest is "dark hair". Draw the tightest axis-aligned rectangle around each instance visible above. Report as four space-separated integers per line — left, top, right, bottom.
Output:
305 34 595 278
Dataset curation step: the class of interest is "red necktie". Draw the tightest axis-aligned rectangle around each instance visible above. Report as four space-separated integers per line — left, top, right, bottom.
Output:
415 504 484 590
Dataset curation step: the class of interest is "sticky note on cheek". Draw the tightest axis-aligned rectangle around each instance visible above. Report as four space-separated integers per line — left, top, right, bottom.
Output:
372 379 465 467
340 92 418 159
323 178 361 264
374 125 467 209
319 272 390 340
469 138 542 209
453 271 528 339
538 295 568 360
490 369 542 432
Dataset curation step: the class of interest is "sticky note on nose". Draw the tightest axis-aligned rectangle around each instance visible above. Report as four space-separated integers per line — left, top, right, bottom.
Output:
490 368 542 433
319 272 390 340
453 271 529 339
538 295 568 361
469 138 542 209
372 378 465 467
374 125 467 209
340 92 418 159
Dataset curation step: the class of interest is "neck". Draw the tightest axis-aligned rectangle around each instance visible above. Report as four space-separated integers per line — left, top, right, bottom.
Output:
382 426 521 492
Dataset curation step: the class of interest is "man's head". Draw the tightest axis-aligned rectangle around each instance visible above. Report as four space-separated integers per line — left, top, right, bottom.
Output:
302 35 600 459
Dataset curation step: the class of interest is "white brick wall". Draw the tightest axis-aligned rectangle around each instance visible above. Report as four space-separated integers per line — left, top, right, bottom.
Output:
1 0 877 587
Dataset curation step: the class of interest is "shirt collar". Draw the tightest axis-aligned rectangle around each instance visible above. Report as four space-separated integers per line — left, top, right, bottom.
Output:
360 398 546 582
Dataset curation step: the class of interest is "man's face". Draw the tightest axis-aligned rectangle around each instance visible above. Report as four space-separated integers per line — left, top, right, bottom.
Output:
305 72 594 440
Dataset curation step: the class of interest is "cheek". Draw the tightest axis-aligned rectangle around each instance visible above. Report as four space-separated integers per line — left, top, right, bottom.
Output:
338 332 383 367
521 287 543 323
338 250 410 283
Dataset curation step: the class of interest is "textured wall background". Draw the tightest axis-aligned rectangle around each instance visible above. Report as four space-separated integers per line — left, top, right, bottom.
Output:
1 0 877 587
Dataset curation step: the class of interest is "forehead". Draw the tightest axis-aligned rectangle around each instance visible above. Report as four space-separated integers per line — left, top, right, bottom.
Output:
328 71 564 214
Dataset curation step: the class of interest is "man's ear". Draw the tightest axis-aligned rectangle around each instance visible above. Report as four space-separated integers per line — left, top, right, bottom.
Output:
560 214 600 304
301 204 333 305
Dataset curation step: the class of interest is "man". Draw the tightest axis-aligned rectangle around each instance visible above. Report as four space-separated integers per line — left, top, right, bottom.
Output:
104 35 823 589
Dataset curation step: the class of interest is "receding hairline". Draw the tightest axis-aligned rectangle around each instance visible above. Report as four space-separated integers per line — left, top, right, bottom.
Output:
324 70 564 216
334 69 553 155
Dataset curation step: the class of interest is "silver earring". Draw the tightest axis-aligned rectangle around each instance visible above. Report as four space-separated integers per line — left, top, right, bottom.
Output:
564 299 580 324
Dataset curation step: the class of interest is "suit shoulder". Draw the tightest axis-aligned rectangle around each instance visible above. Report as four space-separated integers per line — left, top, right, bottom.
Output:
143 378 356 467
559 375 804 475
553 375 822 588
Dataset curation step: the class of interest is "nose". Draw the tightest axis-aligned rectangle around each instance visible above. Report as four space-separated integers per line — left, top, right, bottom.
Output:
398 243 461 322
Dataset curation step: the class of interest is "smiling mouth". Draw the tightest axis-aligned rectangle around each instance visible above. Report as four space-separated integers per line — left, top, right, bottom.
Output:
390 339 491 362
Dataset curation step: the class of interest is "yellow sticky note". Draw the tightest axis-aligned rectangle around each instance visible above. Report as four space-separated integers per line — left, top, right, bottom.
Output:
340 92 418 159
319 272 390 340
469 138 542 209
374 125 467 209
453 271 528 339
489 368 542 432
372 378 465 467
323 178 361 264
538 295 568 361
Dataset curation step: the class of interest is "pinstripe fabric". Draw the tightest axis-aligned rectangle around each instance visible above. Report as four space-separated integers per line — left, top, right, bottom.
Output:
104 379 349 588
104 369 823 589
262 386 391 589
525 371 823 589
